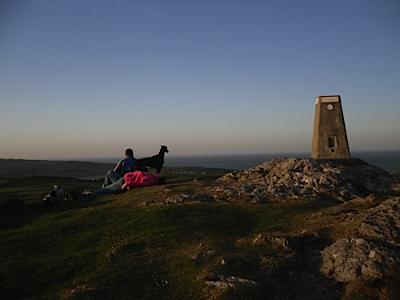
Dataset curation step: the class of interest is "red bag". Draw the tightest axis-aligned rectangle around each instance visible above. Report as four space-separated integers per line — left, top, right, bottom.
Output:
124 171 159 188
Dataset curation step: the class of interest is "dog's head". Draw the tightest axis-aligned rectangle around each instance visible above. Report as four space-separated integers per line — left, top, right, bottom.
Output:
160 145 169 153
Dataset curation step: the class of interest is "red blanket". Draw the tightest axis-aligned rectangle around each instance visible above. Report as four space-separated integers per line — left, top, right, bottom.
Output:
124 171 159 188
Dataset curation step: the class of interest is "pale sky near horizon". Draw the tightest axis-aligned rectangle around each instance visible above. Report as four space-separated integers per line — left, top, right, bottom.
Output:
1 0 399 159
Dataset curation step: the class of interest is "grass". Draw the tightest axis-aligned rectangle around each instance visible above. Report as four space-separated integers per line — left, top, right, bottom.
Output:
0 167 333 300
2 162 397 299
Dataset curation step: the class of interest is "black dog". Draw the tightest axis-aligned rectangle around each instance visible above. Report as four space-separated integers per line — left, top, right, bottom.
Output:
137 146 169 174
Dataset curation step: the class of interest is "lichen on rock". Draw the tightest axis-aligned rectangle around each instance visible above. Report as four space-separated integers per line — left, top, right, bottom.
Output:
320 197 400 282
212 158 396 202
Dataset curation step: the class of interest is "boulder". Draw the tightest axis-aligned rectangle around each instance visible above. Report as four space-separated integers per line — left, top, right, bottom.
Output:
358 197 400 247
320 238 399 282
321 197 400 282
212 158 396 202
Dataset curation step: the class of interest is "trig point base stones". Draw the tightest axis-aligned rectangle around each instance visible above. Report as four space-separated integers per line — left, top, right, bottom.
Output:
311 95 350 160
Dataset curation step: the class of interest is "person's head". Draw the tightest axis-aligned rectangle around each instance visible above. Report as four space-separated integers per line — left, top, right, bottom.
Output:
125 148 134 157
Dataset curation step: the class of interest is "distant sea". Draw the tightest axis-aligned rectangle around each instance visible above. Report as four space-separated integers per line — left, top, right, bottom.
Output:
91 151 400 172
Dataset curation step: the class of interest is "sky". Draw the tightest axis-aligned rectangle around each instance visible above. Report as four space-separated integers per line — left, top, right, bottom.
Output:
0 0 399 159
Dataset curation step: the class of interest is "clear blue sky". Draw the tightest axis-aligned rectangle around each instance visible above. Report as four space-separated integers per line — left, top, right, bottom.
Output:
1 0 399 159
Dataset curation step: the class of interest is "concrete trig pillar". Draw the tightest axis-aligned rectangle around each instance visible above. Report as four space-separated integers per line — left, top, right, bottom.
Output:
311 95 350 160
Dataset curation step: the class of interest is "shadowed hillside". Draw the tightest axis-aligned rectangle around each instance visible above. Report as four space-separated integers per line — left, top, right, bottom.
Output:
1 159 400 299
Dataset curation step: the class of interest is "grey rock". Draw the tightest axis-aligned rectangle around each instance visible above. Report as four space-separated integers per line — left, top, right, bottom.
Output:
205 272 258 289
213 158 395 202
320 238 399 282
252 233 268 245
250 187 268 203
252 233 291 250
191 249 216 262
270 236 290 250
358 197 400 247
165 194 188 204
165 193 213 204
63 285 95 299
321 197 400 283
242 183 256 193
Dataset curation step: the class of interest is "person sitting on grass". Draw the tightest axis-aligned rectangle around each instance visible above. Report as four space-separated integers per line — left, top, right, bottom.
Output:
102 148 138 188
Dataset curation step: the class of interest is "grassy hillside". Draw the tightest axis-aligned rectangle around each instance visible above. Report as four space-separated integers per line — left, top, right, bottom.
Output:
0 176 344 299
1 160 399 299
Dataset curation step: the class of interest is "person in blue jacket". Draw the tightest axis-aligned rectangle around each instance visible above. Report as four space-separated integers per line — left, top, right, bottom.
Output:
102 148 137 188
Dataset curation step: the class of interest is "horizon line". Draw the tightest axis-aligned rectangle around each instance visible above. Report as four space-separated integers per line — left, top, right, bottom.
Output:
1 149 400 162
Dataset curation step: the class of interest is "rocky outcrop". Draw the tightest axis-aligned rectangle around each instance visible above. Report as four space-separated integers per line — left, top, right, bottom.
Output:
320 238 399 282
212 158 395 202
205 272 258 289
358 197 400 247
321 197 400 282
164 193 213 204
63 285 96 299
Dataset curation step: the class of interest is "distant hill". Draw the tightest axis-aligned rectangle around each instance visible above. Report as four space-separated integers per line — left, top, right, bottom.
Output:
0 158 230 181
0 158 114 179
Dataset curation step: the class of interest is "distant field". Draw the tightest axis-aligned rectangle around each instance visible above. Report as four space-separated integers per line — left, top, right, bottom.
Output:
0 158 230 181
0 159 114 179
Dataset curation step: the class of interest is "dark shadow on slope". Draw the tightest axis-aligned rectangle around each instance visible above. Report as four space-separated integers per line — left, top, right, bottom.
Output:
0 176 102 229
148 204 257 241
254 228 343 300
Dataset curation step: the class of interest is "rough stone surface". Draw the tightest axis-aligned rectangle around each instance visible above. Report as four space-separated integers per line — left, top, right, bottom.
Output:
164 193 213 204
320 238 399 282
63 285 96 299
358 197 400 247
252 234 269 246
212 158 395 202
270 236 291 250
205 272 258 289
321 197 400 282
311 95 350 160
191 248 216 262
252 234 291 250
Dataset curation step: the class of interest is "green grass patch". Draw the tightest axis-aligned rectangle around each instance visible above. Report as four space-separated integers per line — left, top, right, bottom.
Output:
0 172 335 299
